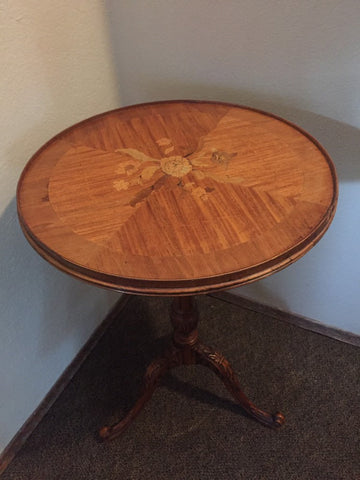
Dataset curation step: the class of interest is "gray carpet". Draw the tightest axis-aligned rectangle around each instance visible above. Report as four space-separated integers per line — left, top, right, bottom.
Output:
2 295 360 479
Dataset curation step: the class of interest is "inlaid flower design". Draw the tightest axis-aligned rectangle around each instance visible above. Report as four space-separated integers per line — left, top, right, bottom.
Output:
113 136 239 207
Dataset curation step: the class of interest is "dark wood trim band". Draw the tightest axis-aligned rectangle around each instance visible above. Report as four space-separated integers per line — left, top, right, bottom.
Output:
0 295 129 476
18 208 336 296
209 291 360 348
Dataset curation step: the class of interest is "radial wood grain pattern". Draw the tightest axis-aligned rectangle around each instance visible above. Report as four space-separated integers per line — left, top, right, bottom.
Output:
17 101 338 295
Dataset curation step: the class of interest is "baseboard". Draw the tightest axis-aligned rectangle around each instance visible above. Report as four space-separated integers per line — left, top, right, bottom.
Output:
209 291 360 348
0 295 129 476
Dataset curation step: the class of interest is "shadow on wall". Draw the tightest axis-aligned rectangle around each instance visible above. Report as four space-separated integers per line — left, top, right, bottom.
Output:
0 198 115 360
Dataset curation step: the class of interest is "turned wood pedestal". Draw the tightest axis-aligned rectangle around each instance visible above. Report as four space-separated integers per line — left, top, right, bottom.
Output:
99 296 284 441
17 101 337 442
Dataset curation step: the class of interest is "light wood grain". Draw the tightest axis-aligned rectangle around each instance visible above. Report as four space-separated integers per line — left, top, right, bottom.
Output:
17 101 338 294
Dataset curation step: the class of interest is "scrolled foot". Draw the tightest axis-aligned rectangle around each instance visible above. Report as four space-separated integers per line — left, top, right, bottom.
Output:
99 426 112 441
99 415 136 442
272 411 285 427
248 406 285 428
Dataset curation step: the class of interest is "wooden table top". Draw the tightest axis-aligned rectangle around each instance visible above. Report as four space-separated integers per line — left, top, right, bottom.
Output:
17 101 338 295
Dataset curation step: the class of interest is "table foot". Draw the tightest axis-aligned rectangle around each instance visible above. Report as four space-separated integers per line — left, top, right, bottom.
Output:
99 356 171 441
99 296 284 441
194 342 285 428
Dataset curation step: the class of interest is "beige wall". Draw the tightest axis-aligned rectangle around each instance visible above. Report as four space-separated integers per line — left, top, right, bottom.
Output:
0 1 120 452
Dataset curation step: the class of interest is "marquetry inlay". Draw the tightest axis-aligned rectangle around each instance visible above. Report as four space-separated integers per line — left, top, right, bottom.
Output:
17 101 337 294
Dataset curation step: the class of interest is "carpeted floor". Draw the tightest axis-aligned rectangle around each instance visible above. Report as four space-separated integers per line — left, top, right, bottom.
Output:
2 295 360 479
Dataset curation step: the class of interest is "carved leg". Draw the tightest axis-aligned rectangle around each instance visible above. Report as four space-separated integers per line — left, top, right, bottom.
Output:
99 297 198 441
99 354 174 441
194 342 285 428
99 295 284 441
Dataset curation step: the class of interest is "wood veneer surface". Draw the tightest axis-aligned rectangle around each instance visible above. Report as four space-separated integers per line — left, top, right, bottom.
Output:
17 101 338 294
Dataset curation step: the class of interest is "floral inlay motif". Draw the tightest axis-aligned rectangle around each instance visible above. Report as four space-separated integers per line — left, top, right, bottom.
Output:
113 137 239 206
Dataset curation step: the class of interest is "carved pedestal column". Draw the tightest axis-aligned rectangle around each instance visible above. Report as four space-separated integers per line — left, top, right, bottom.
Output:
99 296 284 441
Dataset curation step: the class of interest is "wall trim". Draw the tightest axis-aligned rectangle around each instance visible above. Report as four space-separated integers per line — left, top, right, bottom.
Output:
0 295 129 476
210 291 360 348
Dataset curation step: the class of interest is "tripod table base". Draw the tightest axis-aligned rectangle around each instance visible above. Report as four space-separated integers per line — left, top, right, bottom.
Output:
99 296 285 442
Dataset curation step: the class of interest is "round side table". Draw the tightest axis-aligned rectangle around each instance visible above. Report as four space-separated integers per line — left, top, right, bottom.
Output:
17 101 338 441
